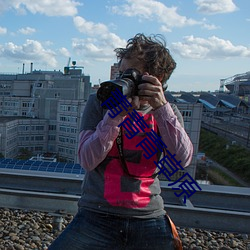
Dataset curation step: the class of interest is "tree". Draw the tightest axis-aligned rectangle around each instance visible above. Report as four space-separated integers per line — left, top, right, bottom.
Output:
18 148 33 160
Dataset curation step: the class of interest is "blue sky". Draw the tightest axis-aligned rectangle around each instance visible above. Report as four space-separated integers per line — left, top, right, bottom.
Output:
0 0 249 92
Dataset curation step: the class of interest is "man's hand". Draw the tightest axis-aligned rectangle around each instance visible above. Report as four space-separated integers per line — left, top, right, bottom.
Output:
138 73 167 110
118 96 140 117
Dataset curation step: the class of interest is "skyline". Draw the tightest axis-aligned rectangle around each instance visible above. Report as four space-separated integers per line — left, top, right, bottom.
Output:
0 0 249 92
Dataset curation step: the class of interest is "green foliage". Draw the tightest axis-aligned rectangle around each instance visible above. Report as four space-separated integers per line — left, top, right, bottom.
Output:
17 148 33 160
208 167 242 186
199 129 250 183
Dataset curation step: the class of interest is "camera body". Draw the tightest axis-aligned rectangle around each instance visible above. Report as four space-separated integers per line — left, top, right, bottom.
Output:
97 68 143 105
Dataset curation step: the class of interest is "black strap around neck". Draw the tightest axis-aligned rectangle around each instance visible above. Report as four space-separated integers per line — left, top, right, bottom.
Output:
116 127 158 179
116 127 133 177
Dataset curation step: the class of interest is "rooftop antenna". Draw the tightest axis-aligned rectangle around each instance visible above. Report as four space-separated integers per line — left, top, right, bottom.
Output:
67 57 71 67
64 57 71 74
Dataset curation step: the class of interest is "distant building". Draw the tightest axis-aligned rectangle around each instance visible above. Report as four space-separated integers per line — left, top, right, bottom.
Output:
216 93 249 113
158 93 202 179
178 92 249 115
110 63 119 80
0 62 90 162
172 102 203 179
220 71 250 99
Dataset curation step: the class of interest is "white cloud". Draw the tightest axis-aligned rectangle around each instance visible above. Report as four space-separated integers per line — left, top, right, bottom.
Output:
0 0 81 16
0 0 11 13
171 36 250 59
201 19 219 30
0 39 57 67
72 16 126 62
0 26 7 35
194 0 238 15
18 27 36 35
73 16 109 36
59 47 70 57
72 37 117 62
110 0 204 32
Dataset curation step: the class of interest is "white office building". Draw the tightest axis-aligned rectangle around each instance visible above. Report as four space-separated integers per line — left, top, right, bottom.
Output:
0 63 90 162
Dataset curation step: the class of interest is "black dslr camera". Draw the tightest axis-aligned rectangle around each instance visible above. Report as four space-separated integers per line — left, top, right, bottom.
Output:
97 68 144 105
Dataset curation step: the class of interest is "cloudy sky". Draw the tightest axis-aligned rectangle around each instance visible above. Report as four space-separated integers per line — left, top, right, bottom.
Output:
0 0 249 92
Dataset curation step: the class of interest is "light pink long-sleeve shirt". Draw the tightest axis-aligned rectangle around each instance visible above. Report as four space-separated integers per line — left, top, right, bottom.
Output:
78 102 193 172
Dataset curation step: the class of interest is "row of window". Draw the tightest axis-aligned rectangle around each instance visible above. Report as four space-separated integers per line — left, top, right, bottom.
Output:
59 115 77 123
19 136 44 141
1 102 79 110
5 136 45 146
6 137 17 146
4 124 75 135
49 125 57 131
22 102 35 108
0 101 19 107
48 135 56 140
58 136 76 144
6 126 18 135
0 110 18 116
58 146 74 155
19 125 45 131
4 134 76 145
60 104 78 112
0 84 11 89
0 110 37 116
59 125 77 134
19 146 44 152
0 92 61 98
181 110 192 117
0 92 11 96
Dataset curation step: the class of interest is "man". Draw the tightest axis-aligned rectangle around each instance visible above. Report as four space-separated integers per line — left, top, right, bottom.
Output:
49 33 193 249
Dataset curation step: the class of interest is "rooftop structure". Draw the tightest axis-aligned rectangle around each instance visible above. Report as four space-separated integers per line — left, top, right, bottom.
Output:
178 92 249 114
220 71 250 96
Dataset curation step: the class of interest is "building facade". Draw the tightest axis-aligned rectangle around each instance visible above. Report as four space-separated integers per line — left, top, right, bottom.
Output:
177 103 203 178
0 64 89 162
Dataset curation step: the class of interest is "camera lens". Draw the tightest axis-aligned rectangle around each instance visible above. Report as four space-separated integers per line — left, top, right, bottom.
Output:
97 82 122 103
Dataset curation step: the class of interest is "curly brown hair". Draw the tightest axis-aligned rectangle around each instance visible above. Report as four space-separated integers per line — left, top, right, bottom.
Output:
114 33 176 85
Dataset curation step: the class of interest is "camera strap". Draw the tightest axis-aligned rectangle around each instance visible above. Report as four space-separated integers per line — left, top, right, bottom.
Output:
116 127 158 179
116 127 134 177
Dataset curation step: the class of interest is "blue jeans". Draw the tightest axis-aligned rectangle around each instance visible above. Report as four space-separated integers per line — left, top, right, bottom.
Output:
48 208 175 250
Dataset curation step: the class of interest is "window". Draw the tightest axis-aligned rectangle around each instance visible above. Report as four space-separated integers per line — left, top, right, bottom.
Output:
181 110 192 117
35 136 44 141
48 135 56 140
49 125 56 131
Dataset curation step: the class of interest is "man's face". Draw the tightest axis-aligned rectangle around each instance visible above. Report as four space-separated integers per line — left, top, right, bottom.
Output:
119 58 144 75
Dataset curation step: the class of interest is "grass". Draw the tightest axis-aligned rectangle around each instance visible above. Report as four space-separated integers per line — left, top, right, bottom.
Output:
196 164 242 186
199 128 250 184
207 167 242 186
